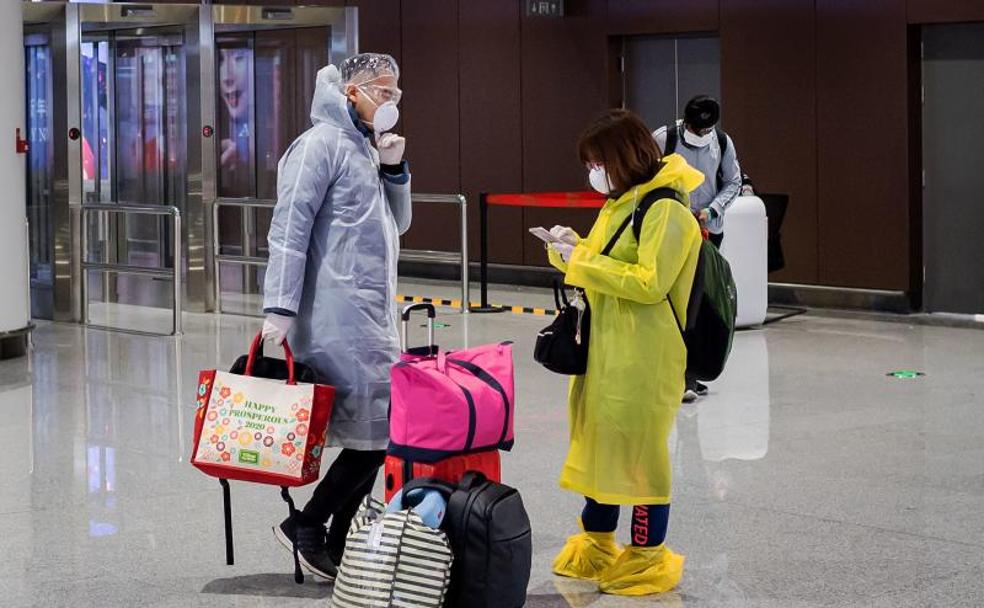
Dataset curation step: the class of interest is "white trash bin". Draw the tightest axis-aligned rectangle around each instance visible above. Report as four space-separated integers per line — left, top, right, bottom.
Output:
719 196 768 328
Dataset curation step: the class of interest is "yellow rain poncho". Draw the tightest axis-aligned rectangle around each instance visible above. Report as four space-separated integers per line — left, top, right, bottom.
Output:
549 154 704 505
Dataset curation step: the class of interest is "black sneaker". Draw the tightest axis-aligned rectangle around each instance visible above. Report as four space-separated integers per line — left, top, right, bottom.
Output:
694 381 709 397
274 517 338 581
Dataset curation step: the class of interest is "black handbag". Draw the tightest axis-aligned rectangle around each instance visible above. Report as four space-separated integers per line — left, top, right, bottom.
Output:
534 281 591 375
533 214 627 375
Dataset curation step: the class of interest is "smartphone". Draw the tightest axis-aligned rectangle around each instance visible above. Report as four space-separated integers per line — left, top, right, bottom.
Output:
529 226 560 244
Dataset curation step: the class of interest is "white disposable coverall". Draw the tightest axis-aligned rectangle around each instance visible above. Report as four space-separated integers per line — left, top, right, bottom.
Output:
263 65 412 450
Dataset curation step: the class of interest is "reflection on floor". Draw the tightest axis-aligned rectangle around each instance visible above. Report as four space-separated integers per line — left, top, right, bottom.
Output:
1 288 983 607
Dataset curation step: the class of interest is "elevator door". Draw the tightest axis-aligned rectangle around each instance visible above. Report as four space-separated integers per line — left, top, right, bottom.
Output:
82 30 186 311
622 35 721 132
922 24 984 314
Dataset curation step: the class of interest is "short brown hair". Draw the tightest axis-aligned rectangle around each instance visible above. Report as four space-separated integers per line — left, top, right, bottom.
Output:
577 109 663 194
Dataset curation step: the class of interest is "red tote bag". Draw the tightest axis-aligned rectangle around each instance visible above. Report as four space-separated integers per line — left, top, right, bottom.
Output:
191 334 334 582
192 334 334 486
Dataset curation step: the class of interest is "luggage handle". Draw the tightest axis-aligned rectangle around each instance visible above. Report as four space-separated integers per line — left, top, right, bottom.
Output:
458 470 488 491
399 471 489 508
244 332 298 385
400 303 436 354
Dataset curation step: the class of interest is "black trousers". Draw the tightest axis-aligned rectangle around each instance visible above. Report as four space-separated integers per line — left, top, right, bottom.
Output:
686 231 723 388
299 448 386 559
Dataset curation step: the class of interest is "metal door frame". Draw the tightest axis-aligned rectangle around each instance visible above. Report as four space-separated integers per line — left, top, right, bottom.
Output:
23 2 83 323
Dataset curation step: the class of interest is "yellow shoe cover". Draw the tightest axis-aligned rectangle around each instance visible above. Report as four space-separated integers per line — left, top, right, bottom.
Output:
552 526 622 581
598 544 685 596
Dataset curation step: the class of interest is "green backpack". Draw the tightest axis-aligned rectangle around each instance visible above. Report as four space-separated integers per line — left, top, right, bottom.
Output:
630 188 738 381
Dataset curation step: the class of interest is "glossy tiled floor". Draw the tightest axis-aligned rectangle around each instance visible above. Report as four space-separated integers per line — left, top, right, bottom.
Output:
2 283 983 607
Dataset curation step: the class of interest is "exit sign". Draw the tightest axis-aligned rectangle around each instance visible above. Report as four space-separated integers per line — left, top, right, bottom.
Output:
526 0 565 18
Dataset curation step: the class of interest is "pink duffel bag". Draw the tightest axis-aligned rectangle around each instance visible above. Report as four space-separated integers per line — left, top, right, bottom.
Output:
389 304 515 462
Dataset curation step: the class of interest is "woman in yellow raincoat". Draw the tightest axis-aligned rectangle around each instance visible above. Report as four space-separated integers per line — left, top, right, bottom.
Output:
546 109 704 596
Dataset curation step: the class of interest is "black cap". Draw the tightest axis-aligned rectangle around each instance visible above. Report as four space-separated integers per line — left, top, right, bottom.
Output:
684 96 720 131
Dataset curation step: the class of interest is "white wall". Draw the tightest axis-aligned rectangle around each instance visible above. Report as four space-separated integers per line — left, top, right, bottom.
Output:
0 2 30 333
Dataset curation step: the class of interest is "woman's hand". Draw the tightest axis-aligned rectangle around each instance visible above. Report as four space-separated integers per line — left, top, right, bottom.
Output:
551 242 575 263
550 225 579 246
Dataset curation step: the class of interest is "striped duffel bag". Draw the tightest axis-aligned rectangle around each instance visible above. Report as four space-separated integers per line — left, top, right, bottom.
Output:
330 497 453 608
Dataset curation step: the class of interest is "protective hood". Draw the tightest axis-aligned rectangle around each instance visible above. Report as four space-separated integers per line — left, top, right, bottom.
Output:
310 65 359 132
645 153 705 199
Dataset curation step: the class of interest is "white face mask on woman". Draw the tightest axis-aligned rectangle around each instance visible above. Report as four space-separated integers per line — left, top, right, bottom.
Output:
588 165 614 195
683 127 716 148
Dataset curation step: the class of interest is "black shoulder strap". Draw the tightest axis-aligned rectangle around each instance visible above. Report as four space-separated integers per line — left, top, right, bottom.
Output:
631 187 685 243
716 129 728 190
601 184 692 258
601 187 687 257
630 187 691 338
664 123 678 155
601 215 632 257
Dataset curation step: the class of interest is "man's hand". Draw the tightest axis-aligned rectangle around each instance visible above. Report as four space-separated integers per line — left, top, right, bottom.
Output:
377 133 406 165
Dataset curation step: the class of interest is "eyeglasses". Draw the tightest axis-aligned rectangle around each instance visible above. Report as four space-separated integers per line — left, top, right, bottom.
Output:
359 83 402 105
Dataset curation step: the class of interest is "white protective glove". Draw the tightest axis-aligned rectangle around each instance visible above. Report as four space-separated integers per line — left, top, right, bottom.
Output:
262 313 294 349
551 242 575 263
377 133 406 166
549 225 579 246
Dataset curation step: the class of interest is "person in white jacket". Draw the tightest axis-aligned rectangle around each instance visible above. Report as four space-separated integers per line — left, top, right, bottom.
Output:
654 95 741 403
261 53 412 580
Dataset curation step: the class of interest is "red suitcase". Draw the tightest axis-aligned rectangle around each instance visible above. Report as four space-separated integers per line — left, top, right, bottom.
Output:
384 451 502 503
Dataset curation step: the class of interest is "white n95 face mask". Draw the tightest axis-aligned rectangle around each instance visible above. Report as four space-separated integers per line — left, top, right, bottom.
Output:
359 86 399 133
370 101 399 133
588 166 614 195
684 128 715 148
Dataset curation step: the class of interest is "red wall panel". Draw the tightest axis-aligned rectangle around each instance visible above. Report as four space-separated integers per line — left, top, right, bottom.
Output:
349 0 402 65
721 0 819 284
520 0 609 265
398 0 460 252
908 0 984 24
608 0 719 35
459 1 525 265
816 0 910 290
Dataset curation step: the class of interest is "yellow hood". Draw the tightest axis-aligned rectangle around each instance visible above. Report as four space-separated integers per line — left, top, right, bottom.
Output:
612 153 705 207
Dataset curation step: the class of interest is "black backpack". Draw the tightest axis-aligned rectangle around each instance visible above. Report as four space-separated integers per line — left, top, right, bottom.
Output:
663 122 729 190
403 473 532 608
626 188 738 381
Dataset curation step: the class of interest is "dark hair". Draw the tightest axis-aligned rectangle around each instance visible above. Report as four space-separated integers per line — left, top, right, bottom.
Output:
577 109 663 194
683 95 720 130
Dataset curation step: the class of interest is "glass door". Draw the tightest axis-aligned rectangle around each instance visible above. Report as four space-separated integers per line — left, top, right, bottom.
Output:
213 26 329 314
25 33 55 319
81 29 186 312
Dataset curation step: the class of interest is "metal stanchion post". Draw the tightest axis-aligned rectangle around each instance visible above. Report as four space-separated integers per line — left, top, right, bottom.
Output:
172 211 183 335
459 194 469 313
471 193 504 313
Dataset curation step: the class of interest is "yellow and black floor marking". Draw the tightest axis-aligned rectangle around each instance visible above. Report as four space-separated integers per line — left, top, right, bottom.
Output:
396 295 557 317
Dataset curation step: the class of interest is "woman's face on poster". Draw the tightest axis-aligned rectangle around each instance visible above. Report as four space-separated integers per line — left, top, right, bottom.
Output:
219 48 250 122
